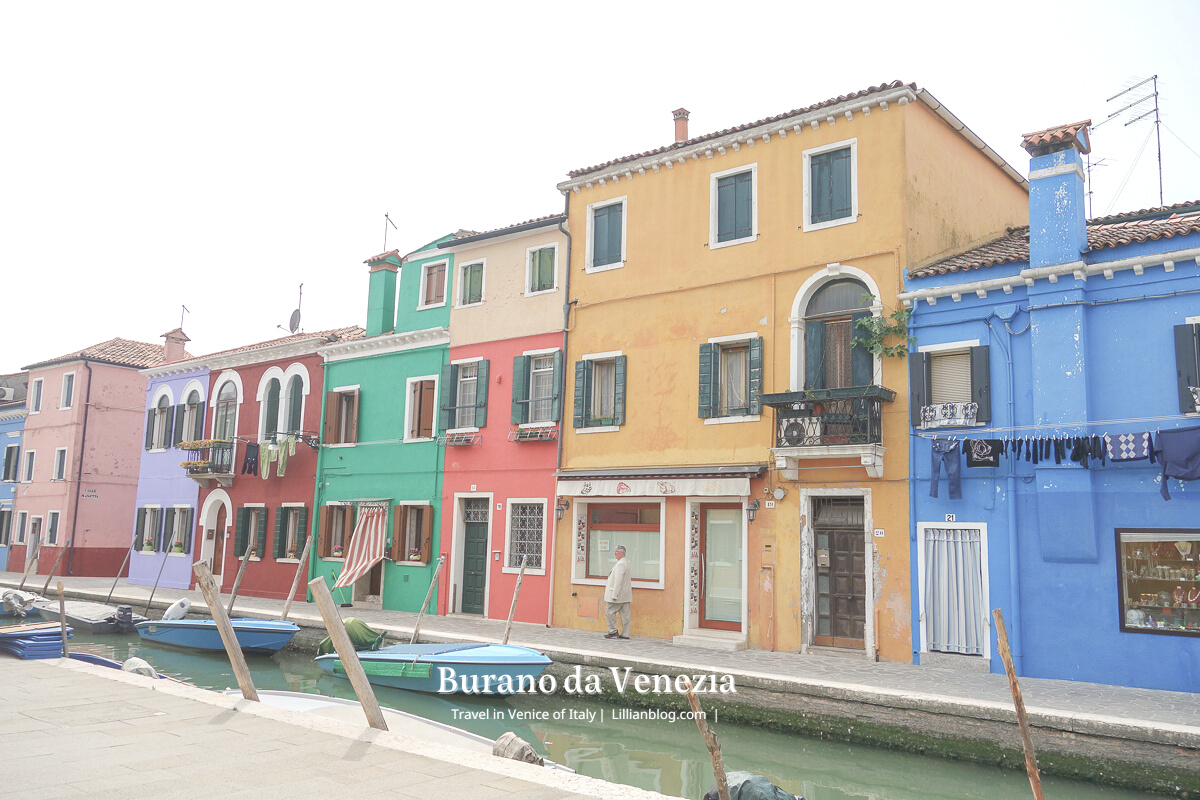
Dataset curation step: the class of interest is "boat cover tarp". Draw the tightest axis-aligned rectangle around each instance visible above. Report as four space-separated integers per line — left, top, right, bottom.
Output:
703 772 805 800
375 643 487 657
317 618 387 655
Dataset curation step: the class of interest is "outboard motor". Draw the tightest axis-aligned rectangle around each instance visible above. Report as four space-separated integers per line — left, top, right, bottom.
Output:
115 605 134 631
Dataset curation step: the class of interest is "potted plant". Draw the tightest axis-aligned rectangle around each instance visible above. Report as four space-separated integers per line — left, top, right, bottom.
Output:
173 541 184 553
407 548 422 561
332 545 343 557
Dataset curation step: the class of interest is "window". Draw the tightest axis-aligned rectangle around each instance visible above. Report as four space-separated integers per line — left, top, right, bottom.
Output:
391 504 432 563
321 505 355 558
15 511 28 544
284 375 304 433
573 355 626 429
1117 528 1200 637
323 387 359 444
711 166 756 248
213 381 238 441
60 373 75 410
587 197 625 270
30 378 43 413
262 378 281 440
420 260 447 307
512 352 561 425
440 361 487 431
21 450 35 483
583 504 661 582
46 511 60 546
803 139 857 231
406 378 436 440
699 337 763 419
52 448 67 481
146 394 174 450
181 389 204 442
0 508 11 546
134 507 162 552
1174 323 1200 413
506 501 545 570
2 445 18 482
803 279 873 391
274 506 308 559
164 507 194 554
459 261 484 306
234 506 268 559
527 245 557 294
910 344 991 428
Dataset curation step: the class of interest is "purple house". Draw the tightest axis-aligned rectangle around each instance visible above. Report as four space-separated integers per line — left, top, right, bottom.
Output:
127 330 206 591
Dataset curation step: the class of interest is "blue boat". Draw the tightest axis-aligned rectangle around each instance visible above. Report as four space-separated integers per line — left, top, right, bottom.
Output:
135 618 299 653
314 642 552 694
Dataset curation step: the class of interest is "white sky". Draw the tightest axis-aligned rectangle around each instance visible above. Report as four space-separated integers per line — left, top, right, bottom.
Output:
4 1 1199 372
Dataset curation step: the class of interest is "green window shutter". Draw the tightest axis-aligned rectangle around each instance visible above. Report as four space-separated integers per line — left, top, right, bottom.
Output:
296 508 309 553
172 405 186 447
163 406 175 446
144 410 155 450
256 510 268 556
265 380 280 438
614 355 627 426
748 337 764 415
850 311 873 387
287 377 304 433
274 507 286 558
234 507 248 559
474 359 489 428
716 172 753 242
134 508 146 551
438 364 456 432
805 320 826 389
572 360 590 429
181 508 193 553
193 402 205 440
551 350 564 422
909 352 930 427
811 148 852 224
593 204 622 266
1174 323 1200 413
511 355 530 424
160 509 174 551
969 346 991 423
698 343 716 418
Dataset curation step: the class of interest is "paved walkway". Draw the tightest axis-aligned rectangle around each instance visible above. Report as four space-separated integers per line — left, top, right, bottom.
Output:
6 572 1200 739
2 656 664 800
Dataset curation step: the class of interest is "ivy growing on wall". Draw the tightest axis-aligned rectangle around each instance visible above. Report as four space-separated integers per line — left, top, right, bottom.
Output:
853 295 914 358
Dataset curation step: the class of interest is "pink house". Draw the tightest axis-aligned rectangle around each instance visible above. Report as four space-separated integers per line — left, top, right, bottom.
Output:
11 337 184 578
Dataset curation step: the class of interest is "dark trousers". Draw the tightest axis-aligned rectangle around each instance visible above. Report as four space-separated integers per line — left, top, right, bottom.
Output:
930 440 962 499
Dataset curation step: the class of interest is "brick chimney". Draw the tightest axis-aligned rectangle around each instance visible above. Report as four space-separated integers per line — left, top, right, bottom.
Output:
161 328 190 364
673 108 690 143
1020 120 1092 270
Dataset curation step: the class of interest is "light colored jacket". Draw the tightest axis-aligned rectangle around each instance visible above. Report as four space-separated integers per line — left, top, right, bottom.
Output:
604 558 632 603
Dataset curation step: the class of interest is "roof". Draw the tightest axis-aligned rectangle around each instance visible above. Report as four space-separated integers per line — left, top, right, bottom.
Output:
910 203 1200 278
23 337 186 371
1020 120 1092 156
195 326 365 361
436 214 565 249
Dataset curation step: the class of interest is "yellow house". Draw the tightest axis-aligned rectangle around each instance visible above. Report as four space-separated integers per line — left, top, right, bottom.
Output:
551 81 1027 661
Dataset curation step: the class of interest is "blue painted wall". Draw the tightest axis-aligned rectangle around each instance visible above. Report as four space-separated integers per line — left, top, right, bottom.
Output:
0 404 26 572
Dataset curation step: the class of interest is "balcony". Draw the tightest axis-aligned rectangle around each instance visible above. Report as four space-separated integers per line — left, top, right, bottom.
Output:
179 440 235 487
762 386 895 479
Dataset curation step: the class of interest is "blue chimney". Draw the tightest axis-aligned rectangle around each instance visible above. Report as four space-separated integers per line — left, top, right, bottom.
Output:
1020 120 1091 270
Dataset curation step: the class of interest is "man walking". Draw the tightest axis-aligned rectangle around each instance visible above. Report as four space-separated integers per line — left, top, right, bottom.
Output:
604 545 632 639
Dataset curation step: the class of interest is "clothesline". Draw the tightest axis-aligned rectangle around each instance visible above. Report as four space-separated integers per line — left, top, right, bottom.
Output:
913 413 1197 438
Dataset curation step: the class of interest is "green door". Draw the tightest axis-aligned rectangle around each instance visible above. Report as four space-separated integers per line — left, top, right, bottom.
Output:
461 499 489 615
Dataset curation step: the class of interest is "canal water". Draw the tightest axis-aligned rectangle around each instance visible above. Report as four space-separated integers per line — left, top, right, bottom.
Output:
5 621 1164 800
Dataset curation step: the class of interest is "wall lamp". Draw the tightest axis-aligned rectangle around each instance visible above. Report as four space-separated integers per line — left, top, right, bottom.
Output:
555 498 571 521
746 499 760 522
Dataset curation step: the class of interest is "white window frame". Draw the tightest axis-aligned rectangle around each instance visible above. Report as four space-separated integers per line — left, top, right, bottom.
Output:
403 374 439 443
569 498 666 590
150 391 173 451
525 243 559 297
709 163 758 250
180 383 205 443
503 498 548 576
324 502 354 561
277 502 307 562
52 447 67 481
325 383 359 448
417 259 449 310
917 339 984 429
280 365 310 435
522 348 559 427
575 350 622 434
45 511 60 546
243 503 266 561
166 504 192 556
60 372 76 410
210 372 243 441
139 505 162 552
915 521 991 660
255 367 286 442
447 356 483 434
704 332 761 425
585 196 627 273
457 259 486 308
29 378 43 414
22 450 35 483
3 444 19 482
0 506 11 547
802 138 858 233
15 510 28 544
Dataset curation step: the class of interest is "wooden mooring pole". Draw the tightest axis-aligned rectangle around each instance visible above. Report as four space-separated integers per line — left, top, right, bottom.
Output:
409 555 445 645
682 676 731 800
993 608 1046 800
501 555 528 645
194 561 258 702
17 532 41 591
226 538 254 617
280 535 314 622
56 581 69 658
145 529 179 617
308 576 388 731
106 542 136 604
41 541 72 597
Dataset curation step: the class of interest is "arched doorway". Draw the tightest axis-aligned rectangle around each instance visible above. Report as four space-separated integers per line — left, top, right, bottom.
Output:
199 490 232 589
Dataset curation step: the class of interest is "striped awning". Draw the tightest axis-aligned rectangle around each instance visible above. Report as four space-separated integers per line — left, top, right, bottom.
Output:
333 506 387 589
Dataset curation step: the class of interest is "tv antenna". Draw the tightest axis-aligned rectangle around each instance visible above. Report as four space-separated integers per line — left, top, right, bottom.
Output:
384 212 398 251
1103 75 1163 207
278 284 302 334
180 304 190 329
1084 155 1109 219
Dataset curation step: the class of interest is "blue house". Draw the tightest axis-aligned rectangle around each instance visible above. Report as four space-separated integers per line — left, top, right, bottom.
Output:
900 121 1200 692
0 373 28 572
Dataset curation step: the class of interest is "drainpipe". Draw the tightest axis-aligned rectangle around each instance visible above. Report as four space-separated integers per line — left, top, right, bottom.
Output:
66 361 93 576
549 190 573 629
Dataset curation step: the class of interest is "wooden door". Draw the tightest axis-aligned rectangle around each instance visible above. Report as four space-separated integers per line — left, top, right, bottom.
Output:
813 499 866 649
461 499 488 615
212 506 227 587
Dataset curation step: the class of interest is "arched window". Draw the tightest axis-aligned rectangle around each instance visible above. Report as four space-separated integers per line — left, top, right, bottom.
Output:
804 279 872 390
262 378 281 440
285 374 304 434
214 382 237 441
182 389 203 442
152 395 172 449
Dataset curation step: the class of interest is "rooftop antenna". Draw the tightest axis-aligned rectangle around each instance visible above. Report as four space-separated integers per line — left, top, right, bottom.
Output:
277 284 302 334
1084 154 1109 219
180 304 190 329
384 212 398 251
1103 75 1164 207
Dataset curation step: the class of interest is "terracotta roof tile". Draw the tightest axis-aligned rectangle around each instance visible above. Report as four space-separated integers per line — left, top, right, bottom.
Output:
910 207 1200 278
1020 120 1092 156
567 81 915 179
24 337 182 370
196 326 366 361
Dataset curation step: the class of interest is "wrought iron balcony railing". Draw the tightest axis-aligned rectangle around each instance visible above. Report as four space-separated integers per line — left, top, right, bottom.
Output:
762 386 895 448
179 440 234 476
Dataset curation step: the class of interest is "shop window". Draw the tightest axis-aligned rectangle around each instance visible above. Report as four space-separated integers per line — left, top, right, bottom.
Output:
1117 529 1200 637
583 503 661 582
